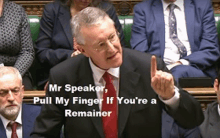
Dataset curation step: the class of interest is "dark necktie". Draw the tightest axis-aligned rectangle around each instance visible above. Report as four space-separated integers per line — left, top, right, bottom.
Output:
169 4 187 58
9 122 18 138
102 72 118 138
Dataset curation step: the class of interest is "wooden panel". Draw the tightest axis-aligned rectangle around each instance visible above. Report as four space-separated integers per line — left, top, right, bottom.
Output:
183 88 216 111
13 1 51 16
23 90 45 103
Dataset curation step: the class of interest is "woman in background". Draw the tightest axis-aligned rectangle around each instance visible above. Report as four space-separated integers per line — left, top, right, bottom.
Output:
0 0 34 89
36 0 125 89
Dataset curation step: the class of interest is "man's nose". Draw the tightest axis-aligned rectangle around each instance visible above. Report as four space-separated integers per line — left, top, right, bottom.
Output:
106 40 116 52
7 91 15 101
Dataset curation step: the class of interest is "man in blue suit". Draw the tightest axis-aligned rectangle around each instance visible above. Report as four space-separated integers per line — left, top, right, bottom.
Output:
131 0 220 83
162 110 201 138
0 67 41 138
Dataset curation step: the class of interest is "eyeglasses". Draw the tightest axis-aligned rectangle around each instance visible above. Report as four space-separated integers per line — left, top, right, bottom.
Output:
92 32 120 52
0 87 22 97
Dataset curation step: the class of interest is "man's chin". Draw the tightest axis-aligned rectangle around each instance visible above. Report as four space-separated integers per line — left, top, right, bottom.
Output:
1 106 20 118
111 60 123 68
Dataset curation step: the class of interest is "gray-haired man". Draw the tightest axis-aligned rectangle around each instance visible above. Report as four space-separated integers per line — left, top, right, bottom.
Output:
0 67 41 138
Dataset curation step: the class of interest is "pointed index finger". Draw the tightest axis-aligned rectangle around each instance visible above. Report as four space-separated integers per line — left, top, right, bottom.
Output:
151 55 157 78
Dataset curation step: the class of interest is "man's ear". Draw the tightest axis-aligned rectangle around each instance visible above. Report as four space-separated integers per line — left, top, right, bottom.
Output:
214 79 219 92
21 85 24 98
77 45 89 57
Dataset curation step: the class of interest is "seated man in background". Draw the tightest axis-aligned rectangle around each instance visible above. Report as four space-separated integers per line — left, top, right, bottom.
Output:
31 7 204 138
131 0 220 83
0 67 41 138
199 59 220 138
162 109 201 138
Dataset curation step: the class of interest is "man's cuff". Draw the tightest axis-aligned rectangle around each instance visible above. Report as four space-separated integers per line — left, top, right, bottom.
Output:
0 63 4 67
179 59 190 65
159 86 180 110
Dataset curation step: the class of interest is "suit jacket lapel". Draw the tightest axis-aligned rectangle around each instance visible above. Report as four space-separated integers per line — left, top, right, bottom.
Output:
152 0 165 57
185 0 195 52
58 5 73 48
77 57 105 138
0 118 7 138
118 50 140 137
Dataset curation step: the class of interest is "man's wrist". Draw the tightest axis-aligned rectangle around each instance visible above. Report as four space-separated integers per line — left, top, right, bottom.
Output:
159 86 180 110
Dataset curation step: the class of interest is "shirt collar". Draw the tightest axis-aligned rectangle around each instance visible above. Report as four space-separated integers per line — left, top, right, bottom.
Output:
89 58 120 82
162 0 184 12
0 105 22 129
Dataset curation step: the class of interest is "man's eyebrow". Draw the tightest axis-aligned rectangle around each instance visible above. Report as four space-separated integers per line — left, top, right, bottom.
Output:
0 87 20 91
108 32 115 38
96 32 116 45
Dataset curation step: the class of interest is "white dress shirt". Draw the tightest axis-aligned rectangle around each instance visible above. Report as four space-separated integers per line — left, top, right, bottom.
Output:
89 58 180 111
162 0 191 70
0 107 23 138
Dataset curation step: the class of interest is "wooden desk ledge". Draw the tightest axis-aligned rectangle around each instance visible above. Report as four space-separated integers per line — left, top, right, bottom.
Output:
183 88 215 95
24 90 45 98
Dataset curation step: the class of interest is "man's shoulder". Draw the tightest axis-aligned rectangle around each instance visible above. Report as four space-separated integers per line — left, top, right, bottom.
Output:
205 101 218 113
191 0 212 9
22 103 41 113
134 0 156 9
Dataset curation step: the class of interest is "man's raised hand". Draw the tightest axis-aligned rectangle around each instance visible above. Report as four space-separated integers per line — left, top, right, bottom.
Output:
151 56 175 100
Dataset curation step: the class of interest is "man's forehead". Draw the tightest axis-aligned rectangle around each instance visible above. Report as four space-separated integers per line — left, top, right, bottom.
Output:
81 22 115 39
81 17 114 31
0 74 18 80
0 74 21 86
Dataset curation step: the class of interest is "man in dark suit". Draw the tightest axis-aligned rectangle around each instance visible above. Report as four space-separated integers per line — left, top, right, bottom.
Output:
199 59 220 138
31 7 203 138
131 0 220 83
0 67 41 138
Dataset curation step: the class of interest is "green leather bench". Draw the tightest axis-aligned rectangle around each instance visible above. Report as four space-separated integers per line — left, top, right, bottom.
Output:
28 16 41 42
28 16 41 89
118 16 133 48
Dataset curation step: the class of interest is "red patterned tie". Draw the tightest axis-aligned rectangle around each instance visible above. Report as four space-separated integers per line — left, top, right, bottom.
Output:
102 72 118 138
10 122 18 138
